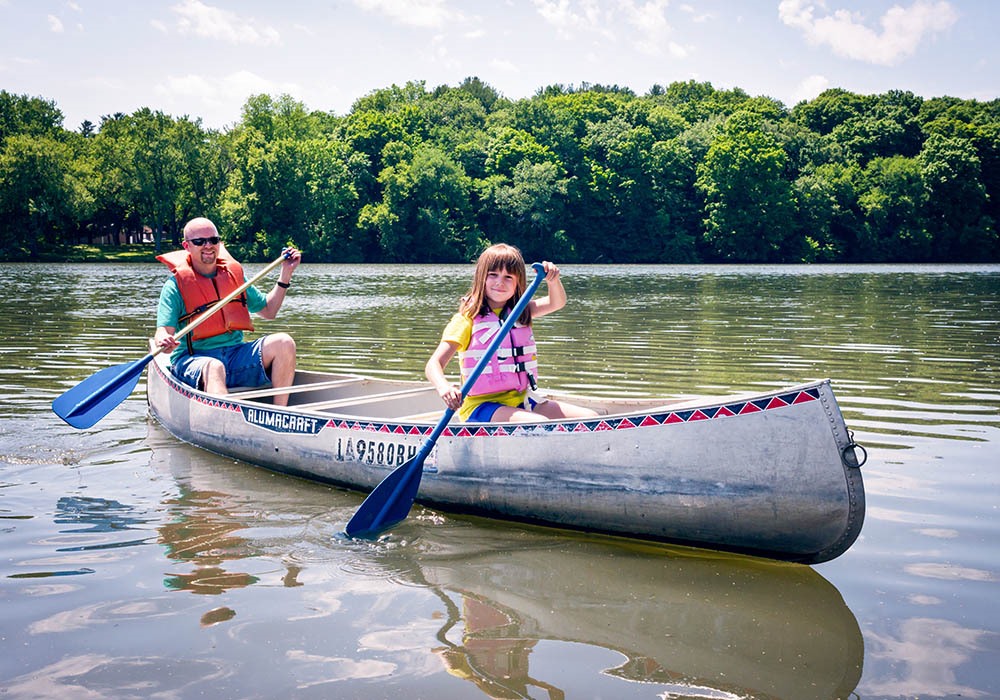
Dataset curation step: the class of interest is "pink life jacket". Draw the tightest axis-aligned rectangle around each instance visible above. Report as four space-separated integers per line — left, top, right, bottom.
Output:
459 311 539 396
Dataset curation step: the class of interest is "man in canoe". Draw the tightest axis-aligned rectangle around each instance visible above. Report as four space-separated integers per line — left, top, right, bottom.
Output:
153 217 302 407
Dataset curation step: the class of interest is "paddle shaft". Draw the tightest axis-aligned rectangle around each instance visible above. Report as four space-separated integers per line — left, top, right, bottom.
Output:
347 262 547 537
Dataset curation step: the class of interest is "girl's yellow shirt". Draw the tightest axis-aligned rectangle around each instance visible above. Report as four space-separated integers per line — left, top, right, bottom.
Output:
441 311 526 422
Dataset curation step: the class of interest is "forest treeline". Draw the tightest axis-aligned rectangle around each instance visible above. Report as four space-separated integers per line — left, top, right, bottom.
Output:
1 78 998 263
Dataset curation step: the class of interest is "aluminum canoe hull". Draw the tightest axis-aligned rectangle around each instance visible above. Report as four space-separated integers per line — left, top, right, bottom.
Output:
146 352 865 563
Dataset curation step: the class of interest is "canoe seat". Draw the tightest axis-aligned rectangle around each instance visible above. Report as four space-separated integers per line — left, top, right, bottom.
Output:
397 410 446 421
224 377 367 400
295 386 437 413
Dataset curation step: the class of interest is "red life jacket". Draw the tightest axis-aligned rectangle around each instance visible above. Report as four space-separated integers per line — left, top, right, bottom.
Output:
459 311 538 396
157 249 254 346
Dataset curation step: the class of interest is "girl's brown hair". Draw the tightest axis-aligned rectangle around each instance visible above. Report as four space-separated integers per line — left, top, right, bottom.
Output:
458 243 532 325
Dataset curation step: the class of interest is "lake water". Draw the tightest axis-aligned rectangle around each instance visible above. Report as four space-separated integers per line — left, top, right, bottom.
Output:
1 262 998 699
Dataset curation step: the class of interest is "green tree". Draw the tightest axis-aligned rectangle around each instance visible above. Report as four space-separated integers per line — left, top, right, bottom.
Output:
241 93 324 141
917 133 996 260
342 100 427 208
697 111 796 261
0 91 64 144
652 80 756 123
359 142 481 262
793 162 863 261
475 125 571 257
90 109 213 249
2 83 1000 264
792 88 867 135
856 156 930 261
455 76 503 112
826 91 923 165
219 125 359 262
647 137 701 262
477 160 572 261
0 135 89 258
919 101 1000 248
576 115 658 261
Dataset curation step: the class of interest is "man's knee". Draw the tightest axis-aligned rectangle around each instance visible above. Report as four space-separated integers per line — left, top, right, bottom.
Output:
200 358 227 391
263 333 296 367
276 333 296 354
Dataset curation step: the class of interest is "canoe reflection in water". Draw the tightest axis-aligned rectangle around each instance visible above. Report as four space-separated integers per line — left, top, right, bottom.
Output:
418 540 863 700
147 423 863 700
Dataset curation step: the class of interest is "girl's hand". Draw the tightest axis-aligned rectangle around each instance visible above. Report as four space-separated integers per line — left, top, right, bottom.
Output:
541 261 561 282
437 384 462 410
529 261 568 317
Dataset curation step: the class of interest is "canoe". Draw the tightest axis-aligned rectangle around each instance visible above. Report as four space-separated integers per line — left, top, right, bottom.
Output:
145 348 866 563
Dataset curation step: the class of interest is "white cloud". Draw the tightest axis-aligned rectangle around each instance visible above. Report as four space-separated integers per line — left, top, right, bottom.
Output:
621 0 674 57
47 14 65 33
778 0 958 66
353 0 464 28
153 70 302 126
490 58 518 72
284 650 395 685
431 33 451 61
157 70 300 102
532 0 615 40
667 41 688 59
530 0 687 58
79 75 127 91
866 617 990 698
170 0 281 45
682 5 714 24
623 0 670 32
790 73 830 104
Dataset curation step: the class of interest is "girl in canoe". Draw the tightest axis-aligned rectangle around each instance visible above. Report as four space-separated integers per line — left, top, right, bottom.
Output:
426 243 598 423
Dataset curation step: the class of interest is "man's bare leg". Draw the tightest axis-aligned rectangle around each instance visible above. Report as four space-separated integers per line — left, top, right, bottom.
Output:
262 333 297 407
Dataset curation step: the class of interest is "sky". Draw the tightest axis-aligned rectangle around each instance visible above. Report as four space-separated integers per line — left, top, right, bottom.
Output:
1 0 997 132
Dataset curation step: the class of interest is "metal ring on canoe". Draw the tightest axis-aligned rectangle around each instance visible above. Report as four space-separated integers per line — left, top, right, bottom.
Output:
841 430 867 468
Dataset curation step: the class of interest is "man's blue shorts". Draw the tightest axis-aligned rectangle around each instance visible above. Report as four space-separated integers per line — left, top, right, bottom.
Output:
170 338 269 391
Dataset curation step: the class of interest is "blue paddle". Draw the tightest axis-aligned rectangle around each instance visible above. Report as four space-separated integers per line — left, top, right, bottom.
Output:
52 253 289 429
345 262 547 538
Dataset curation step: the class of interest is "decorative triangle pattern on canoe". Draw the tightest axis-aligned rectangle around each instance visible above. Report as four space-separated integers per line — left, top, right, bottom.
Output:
159 361 823 440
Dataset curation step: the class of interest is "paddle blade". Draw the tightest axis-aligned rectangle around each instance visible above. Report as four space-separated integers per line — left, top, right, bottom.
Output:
52 356 150 429
345 456 425 538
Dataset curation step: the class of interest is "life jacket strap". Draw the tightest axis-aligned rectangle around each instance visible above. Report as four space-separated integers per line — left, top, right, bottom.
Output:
176 295 248 353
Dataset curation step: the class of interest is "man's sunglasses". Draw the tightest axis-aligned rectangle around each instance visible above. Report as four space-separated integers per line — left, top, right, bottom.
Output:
186 236 221 246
